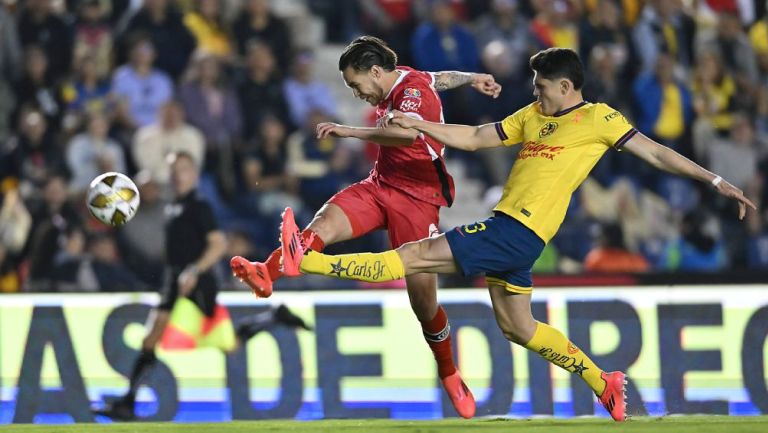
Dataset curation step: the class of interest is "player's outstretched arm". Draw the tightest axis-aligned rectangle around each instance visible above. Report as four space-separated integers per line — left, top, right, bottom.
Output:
316 121 418 147
623 132 757 219
432 71 502 98
382 110 504 151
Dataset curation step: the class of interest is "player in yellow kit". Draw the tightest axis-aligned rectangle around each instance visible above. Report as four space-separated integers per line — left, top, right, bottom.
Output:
247 48 756 421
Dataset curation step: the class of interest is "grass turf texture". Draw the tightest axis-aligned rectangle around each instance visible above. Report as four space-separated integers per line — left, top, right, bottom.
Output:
3 416 768 433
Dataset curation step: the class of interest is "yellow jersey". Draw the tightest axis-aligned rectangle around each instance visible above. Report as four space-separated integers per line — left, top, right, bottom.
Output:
494 101 636 243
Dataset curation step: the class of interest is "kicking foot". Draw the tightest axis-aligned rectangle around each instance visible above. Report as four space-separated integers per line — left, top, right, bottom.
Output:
230 256 273 297
92 398 136 421
597 371 627 422
275 304 313 331
441 370 476 419
279 207 305 276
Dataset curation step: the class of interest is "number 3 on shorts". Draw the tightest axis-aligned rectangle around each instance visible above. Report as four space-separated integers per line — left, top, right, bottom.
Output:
464 222 487 234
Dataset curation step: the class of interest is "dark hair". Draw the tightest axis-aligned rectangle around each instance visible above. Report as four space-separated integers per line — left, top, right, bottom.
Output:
338 36 398 72
529 48 585 90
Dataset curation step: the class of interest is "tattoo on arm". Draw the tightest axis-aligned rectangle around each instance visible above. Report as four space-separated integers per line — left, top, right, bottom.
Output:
433 71 474 91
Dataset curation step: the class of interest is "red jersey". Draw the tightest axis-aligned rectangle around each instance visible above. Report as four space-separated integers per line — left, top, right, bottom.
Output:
370 66 455 207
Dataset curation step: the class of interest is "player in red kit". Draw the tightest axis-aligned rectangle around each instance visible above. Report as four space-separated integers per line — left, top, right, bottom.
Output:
230 36 501 418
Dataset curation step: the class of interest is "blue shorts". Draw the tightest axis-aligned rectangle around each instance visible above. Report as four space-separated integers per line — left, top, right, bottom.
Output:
444 212 545 294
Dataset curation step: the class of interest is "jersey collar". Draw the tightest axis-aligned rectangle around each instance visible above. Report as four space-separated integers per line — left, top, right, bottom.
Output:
552 101 587 117
384 69 410 101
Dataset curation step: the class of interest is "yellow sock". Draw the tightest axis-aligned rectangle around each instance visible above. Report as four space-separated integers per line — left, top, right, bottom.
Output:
299 250 405 283
524 321 606 395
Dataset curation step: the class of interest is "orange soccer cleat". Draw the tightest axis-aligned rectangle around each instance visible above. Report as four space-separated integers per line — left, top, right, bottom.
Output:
441 370 476 419
597 371 627 422
230 256 273 298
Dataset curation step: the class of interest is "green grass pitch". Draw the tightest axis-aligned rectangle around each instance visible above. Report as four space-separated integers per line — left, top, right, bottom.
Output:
3 416 768 433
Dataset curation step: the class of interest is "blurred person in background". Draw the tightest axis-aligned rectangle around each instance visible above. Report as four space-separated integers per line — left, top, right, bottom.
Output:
117 171 166 287
111 36 173 131
72 0 113 79
1 107 67 190
632 0 696 75
16 0 73 80
357 0 418 66
232 0 293 70
178 52 242 198
583 222 650 273
62 55 112 126
24 174 81 292
0 184 32 292
232 36 502 419
120 0 195 80
95 151 309 421
577 0 636 82
690 50 736 156
529 0 580 51
283 50 339 129
66 111 125 196
237 41 292 140
132 100 205 187
0 4 21 142
665 211 726 271
183 0 233 60
287 109 357 212
14 45 64 132
411 0 480 124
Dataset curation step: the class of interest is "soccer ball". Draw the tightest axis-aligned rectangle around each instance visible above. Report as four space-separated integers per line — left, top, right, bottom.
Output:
86 172 140 226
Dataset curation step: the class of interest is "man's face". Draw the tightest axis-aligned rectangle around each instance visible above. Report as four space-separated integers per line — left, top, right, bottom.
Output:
171 156 199 196
532 72 566 116
341 66 385 106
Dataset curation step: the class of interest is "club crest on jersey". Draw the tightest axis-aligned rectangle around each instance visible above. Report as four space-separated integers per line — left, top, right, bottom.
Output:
403 87 421 98
539 122 558 138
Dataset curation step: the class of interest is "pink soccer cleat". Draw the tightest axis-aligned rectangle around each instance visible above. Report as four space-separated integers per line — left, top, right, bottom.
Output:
230 256 272 298
279 207 305 276
598 371 627 422
441 370 476 419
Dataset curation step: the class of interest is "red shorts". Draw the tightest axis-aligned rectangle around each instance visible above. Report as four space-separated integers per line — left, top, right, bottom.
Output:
329 179 440 248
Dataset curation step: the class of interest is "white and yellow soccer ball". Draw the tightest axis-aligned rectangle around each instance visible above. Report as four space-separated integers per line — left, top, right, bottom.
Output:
86 172 140 226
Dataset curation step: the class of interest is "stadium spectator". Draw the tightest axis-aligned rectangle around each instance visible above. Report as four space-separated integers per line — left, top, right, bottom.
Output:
232 0 293 70
117 171 166 287
111 37 173 130
237 41 292 140
178 53 242 185
14 45 64 132
16 0 74 81
704 114 759 193
357 0 418 66
665 211 726 271
690 50 736 147
121 0 195 80
73 0 113 80
632 0 696 75
411 0 480 73
632 54 693 152
0 5 22 82
583 222 650 273
132 100 205 186
578 0 636 81
183 0 233 60
1 108 67 190
66 112 125 195
24 175 82 292
283 50 338 129
61 55 112 133
287 110 355 211
0 186 32 292
529 0 580 50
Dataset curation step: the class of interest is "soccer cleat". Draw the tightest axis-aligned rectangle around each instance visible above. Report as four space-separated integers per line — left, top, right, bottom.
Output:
92 398 136 421
597 371 627 422
441 370 476 419
230 256 273 297
279 207 305 276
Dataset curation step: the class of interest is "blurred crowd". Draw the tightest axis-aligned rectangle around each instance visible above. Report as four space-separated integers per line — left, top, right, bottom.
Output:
1 0 767 293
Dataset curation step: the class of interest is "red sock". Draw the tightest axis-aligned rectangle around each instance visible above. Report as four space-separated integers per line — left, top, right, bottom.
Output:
264 229 325 281
421 306 457 379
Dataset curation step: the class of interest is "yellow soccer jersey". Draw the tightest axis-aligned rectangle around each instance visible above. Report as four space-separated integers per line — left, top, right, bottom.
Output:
493 101 636 243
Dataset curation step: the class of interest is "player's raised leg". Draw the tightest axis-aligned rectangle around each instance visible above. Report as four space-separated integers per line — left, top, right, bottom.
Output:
487 286 627 421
